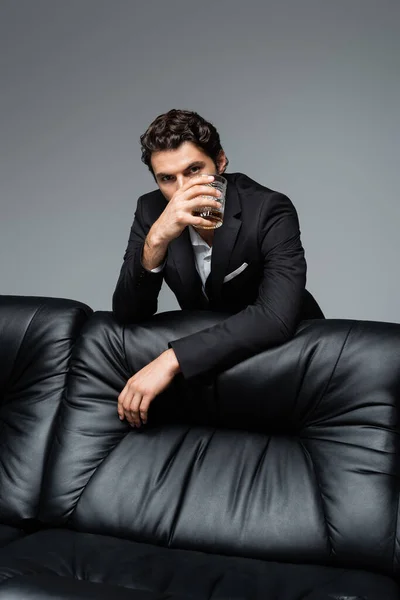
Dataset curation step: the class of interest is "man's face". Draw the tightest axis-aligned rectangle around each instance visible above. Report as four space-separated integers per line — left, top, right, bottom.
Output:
151 141 224 202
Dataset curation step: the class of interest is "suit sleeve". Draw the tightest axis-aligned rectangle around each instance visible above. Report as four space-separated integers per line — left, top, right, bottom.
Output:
169 193 307 379
112 196 164 323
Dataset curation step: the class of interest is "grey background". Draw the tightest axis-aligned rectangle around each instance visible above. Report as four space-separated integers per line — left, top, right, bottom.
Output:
1 0 399 322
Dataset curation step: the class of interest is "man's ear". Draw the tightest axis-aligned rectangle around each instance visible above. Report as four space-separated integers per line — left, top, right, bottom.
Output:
216 150 228 174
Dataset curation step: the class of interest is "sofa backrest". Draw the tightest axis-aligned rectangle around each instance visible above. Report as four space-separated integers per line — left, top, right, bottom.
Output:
39 311 400 576
0 295 91 528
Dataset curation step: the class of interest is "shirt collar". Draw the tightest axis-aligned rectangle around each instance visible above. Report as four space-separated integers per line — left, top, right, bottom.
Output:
189 226 210 249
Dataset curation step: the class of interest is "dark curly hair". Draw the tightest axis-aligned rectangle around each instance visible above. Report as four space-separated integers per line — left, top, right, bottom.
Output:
140 109 229 177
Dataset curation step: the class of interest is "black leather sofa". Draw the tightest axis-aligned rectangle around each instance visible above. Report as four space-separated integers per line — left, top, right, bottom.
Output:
0 294 400 599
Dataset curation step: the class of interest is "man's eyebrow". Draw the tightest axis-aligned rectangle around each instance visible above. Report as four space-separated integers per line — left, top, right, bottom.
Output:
156 161 206 179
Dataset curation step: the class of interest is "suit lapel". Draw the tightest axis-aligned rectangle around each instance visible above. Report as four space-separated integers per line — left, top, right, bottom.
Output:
168 227 208 308
206 175 242 303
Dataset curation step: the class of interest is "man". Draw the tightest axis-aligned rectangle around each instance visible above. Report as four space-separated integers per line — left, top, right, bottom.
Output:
113 109 323 427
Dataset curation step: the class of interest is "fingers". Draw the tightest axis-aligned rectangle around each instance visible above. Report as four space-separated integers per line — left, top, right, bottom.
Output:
118 380 141 427
127 392 142 428
182 174 214 191
184 184 222 203
117 387 127 420
139 397 151 425
126 394 151 428
172 197 221 227
118 381 152 428
189 216 220 229
186 193 222 209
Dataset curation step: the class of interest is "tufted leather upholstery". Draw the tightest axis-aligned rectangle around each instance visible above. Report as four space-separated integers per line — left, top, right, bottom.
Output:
0 296 92 544
0 304 399 598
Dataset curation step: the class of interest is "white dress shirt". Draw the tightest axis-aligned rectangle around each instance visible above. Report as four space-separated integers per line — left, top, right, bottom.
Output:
148 226 212 297
188 226 212 293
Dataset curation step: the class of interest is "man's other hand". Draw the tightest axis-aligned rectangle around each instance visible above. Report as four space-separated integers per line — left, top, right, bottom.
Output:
118 349 180 427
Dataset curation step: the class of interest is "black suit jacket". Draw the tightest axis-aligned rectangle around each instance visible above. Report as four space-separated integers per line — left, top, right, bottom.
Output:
113 172 323 379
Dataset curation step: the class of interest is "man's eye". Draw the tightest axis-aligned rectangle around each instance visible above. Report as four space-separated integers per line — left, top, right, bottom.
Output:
161 176 172 182
190 166 200 173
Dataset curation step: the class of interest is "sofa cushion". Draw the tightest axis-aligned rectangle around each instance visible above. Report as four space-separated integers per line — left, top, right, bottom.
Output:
0 295 92 528
0 530 397 599
38 312 400 577
0 526 24 548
